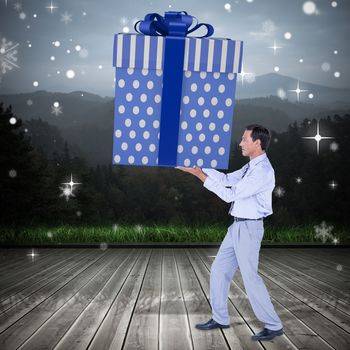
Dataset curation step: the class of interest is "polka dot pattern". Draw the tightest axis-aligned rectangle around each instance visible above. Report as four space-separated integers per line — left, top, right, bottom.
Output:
113 68 237 168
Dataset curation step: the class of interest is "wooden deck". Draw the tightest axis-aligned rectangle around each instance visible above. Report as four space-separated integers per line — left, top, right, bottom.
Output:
0 248 349 350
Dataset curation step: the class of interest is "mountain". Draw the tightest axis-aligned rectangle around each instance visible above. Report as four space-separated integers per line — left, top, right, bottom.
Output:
236 73 350 106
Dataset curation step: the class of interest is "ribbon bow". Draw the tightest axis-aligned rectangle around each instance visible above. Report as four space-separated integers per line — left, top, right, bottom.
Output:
134 11 214 38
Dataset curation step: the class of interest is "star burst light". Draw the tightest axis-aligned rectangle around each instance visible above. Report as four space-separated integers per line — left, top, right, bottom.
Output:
45 1 58 14
274 186 285 197
314 221 339 244
59 173 82 201
238 65 254 86
61 11 72 24
288 80 308 102
27 248 39 261
295 177 302 184
328 180 338 190
301 120 334 155
268 40 282 55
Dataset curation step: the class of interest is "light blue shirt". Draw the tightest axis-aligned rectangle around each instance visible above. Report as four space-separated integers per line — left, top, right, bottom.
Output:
202 152 275 219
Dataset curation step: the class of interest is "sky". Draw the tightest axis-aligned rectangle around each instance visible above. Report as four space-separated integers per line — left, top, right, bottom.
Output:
0 0 349 97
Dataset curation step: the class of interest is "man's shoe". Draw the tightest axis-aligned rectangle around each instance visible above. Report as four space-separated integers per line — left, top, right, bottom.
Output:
195 318 230 330
251 327 284 341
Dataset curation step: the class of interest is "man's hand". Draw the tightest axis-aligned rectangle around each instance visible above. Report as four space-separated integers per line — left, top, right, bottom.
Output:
175 165 208 183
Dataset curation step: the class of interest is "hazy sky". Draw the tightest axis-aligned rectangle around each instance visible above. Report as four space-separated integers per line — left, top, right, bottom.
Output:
0 0 349 96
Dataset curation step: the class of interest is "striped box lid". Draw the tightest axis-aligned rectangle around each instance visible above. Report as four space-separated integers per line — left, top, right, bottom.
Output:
113 33 243 73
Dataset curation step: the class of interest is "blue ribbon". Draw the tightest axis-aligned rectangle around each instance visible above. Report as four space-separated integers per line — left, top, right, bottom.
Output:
134 12 214 166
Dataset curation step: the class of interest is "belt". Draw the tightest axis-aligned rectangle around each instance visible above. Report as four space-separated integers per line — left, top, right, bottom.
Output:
234 217 263 222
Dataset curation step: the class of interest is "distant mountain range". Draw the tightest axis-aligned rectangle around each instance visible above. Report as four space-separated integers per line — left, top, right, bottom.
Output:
1 73 349 166
235 73 350 107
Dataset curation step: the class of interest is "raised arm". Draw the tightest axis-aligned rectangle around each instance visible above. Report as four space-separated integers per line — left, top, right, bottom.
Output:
201 167 244 187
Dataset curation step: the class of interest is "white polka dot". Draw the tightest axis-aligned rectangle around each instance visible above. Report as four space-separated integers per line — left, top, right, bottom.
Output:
191 83 197 92
140 94 147 102
127 68 134 75
142 69 149 76
191 146 198 154
156 70 163 76
118 105 125 114
118 79 125 88
132 80 139 89
183 96 190 104
211 97 218 106
143 131 150 139
184 159 191 166
199 133 206 141
149 144 156 152
219 147 225 155
181 121 188 129
228 73 235 80
223 123 230 132
218 84 225 93
200 71 207 79
198 97 205 106
217 110 224 119
128 155 135 164
213 72 220 79
178 144 184 153
205 146 211 154
114 155 121 163
121 142 128 150
196 122 203 131
190 109 197 118
142 156 148 164
147 107 153 115
209 122 216 131
147 81 154 89
115 129 122 138
204 83 211 92
135 143 142 151
213 134 220 143
197 158 204 166
133 106 139 115
225 98 232 106
153 120 160 128
211 159 217 167
203 109 210 118
139 119 146 128
129 130 136 138
125 118 132 127
154 94 161 103
126 93 133 102
185 71 191 78
186 133 193 142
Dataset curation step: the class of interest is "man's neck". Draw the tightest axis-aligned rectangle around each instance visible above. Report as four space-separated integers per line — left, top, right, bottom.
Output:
249 151 265 161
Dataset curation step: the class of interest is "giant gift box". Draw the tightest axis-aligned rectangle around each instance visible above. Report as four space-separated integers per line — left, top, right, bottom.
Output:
112 11 243 169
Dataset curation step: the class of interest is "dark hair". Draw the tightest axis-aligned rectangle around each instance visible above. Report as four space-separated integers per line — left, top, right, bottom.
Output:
245 124 271 151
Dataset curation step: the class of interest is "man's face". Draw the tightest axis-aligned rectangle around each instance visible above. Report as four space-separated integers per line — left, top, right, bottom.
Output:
239 129 260 157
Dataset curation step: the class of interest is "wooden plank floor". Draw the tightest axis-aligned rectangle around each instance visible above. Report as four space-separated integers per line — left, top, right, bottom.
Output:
0 248 349 350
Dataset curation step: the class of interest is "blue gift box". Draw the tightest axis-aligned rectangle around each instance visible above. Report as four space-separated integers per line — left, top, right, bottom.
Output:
112 12 243 169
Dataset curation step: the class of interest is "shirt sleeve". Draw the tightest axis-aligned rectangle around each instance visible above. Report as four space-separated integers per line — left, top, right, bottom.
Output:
201 168 243 186
203 165 272 203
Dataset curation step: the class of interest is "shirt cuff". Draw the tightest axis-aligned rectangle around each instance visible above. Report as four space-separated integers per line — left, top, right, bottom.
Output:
203 175 216 190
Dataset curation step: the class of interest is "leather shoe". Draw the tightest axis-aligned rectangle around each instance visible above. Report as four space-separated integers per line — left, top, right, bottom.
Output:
195 318 230 330
251 327 284 341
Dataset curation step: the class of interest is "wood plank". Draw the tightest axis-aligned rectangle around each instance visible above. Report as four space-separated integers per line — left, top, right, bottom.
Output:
0 249 92 313
18 249 140 350
0 249 112 349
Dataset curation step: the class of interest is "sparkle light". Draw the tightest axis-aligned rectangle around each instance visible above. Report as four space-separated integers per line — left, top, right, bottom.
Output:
59 174 82 201
301 120 334 155
46 1 58 14
334 71 340 78
274 186 285 197
296 177 302 184
303 1 317 15
288 80 308 102
329 141 339 152
314 221 334 243
60 11 72 24
268 40 282 55
27 248 39 261
329 180 338 190
238 65 254 86
284 32 292 40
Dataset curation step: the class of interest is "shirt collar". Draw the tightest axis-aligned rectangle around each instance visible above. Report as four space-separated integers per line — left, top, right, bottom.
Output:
248 152 267 168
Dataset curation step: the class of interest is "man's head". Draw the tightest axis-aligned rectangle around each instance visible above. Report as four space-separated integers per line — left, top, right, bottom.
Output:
239 124 271 159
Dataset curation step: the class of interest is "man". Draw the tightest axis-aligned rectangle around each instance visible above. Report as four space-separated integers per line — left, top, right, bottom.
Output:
175 124 283 341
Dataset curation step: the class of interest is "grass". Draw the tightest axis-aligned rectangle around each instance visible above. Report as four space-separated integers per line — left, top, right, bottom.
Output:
0 223 349 245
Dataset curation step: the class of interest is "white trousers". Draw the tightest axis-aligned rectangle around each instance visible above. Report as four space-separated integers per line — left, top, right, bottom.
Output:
210 220 283 330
